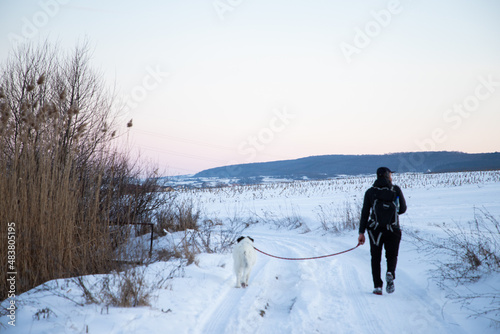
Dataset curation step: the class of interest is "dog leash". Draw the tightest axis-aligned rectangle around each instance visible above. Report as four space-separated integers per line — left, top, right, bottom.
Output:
253 242 361 261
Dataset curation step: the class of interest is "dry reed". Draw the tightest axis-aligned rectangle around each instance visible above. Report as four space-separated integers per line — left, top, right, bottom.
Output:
0 42 165 300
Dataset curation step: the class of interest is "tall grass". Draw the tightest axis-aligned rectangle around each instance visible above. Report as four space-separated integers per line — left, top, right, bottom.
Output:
316 200 361 233
0 42 165 299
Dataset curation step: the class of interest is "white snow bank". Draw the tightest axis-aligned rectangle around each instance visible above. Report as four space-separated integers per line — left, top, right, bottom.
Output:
2 171 499 333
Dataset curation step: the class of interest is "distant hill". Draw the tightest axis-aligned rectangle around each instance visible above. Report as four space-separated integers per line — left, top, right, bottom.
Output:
194 152 500 180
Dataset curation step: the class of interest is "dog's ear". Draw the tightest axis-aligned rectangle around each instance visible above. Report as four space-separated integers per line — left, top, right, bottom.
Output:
248 236 254 243
237 236 245 243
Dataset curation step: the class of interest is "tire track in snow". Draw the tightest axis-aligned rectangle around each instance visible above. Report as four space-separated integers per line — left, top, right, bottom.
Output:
193 231 469 333
339 240 469 334
395 269 468 334
254 233 358 333
340 245 445 334
195 287 243 334
197 232 429 334
273 235 369 333
194 246 275 334
196 232 309 334
258 234 415 333
340 261 384 334
256 236 312 333
244 233 306 333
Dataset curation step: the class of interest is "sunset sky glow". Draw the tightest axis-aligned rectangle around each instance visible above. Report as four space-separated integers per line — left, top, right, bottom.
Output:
1 0 500 175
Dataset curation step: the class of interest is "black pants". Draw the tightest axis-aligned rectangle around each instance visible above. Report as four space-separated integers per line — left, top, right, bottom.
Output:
368 229 402 288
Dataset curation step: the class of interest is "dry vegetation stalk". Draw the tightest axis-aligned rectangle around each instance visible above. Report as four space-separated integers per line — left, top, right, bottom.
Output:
0 42 165 299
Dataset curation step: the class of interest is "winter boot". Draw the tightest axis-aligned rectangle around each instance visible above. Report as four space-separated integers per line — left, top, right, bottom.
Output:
386 272 395 294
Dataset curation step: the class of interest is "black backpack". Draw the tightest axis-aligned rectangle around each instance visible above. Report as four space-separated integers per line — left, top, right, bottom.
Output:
368 186 399 234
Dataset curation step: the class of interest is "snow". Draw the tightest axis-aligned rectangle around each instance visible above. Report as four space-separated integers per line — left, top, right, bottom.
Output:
2 171 500 333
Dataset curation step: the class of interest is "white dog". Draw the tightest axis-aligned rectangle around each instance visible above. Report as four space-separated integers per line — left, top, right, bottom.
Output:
232 236 257 288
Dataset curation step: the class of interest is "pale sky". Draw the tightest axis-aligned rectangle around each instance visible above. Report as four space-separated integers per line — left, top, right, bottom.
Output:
1 0 500 175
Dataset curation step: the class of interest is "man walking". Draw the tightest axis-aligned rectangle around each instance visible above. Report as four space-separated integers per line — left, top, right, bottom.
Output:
358 167 407 295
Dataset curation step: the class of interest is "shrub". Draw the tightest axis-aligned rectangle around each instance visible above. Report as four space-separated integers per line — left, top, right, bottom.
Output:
155 200 201 233
411 209 500 284
72 261 185 308
316 200 360 233
100 267 152 307
409 209 500 325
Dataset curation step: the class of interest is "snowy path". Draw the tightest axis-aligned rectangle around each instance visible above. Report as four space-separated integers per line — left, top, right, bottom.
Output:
4 229 485 334
190 230 468 334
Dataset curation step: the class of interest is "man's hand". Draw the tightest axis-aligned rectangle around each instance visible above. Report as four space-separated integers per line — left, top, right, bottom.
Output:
358 233 365 245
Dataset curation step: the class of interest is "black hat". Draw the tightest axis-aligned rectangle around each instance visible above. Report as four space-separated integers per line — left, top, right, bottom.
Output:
377 167 395 178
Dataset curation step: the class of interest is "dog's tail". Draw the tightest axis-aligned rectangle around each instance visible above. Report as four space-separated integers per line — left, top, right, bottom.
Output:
243 250 249 267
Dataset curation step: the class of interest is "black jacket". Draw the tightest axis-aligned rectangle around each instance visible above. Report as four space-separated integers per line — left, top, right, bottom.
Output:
359 178 407 234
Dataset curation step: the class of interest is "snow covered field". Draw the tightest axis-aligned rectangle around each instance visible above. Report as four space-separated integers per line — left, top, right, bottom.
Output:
2 171 500 333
